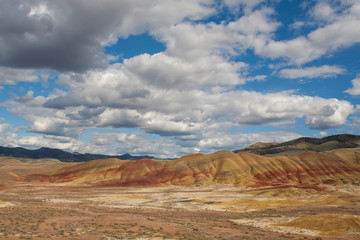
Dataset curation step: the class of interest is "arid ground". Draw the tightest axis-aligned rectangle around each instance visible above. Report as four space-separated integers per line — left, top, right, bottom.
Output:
0 182 359 240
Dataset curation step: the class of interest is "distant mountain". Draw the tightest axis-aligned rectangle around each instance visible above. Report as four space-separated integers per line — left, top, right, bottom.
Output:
234 134 360 156
0 146 154 162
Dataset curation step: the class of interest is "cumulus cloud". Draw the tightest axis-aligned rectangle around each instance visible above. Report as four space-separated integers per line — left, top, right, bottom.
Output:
0 0 213 72
345 77 360 95
228 92 353 129
1 81 356 157
124 53 247 89
156 7 279 62
304 98 354 129
279 65 346 79
16 135 83 151
0 0 358 158
252 1 360 64
5 62 353 141
90 132 137 146
310 1 337 22
228 7 280 34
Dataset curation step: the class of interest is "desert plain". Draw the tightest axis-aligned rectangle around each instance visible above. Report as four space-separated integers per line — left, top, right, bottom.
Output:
0 180 359 240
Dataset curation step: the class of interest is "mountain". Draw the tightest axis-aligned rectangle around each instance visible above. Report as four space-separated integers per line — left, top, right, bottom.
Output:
19 148 360 188
234 134 360 156
0 146 154 162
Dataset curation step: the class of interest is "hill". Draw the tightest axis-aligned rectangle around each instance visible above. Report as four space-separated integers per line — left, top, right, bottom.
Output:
0 156 76 186
234 134 360 156
0 146 154 162
19 148 360 188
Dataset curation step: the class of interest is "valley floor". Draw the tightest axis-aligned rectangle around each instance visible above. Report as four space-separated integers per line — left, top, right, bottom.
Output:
0 183 359 240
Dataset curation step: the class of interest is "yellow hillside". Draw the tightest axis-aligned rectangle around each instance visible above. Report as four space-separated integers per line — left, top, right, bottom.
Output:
52 158 130 183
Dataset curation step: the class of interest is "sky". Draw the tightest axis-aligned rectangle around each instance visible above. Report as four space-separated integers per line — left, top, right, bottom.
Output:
0 0 360 158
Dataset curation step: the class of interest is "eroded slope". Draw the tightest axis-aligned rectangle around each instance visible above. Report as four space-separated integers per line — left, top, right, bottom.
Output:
19 149 360 188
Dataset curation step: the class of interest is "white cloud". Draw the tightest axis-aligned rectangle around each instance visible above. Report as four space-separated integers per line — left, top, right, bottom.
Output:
252 1 360 64
228 7 280 34
90 132 137 146
310 1 337 22
5 63 354 139
29 116 77 137
279 65 346 79
16 135 82 151
304 98 353 129
345 77 360 95
124 53 247 89
0 84 356 157
253 37 324 64
155 7 279 62
156 22 239 61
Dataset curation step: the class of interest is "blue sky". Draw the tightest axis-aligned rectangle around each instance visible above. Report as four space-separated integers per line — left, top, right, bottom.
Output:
0 0 359 158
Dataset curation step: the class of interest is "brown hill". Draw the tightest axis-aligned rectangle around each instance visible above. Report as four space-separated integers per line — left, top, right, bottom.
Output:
0 156 75 186
19 158 165 186
234 134 360 156
19 148 360 188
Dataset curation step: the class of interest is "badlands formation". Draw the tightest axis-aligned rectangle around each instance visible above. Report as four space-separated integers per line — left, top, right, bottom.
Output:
20 149 360 188
0 134 360 239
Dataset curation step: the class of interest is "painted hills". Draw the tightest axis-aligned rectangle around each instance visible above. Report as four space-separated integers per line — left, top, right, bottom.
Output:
18 134 360 188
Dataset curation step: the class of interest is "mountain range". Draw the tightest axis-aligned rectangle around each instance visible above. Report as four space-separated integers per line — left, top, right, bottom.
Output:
2 134 359 162
234 133 360 156
0 146 154 162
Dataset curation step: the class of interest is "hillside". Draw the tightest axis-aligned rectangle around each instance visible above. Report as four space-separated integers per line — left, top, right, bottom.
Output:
0 156 76 186
19 148 360 188
234 134 360 156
